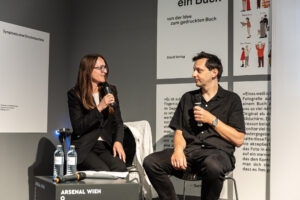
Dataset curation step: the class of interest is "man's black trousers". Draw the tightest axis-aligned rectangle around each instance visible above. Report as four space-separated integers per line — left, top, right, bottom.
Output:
143 146 234 200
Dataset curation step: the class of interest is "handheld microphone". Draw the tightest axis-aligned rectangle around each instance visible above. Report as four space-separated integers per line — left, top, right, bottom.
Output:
56 172 86 183
194 94 203 127
103 82 114 106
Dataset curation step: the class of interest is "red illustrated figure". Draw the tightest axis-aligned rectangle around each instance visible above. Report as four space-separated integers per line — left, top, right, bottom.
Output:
256 43 265 67
241 48 245 67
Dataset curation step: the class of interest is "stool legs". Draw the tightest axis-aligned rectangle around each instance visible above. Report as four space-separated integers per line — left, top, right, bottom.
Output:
181 176 238 200
183 180 186 200
225 176 239 200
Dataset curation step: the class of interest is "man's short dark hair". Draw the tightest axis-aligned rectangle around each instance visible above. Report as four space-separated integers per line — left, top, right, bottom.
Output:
192 51 223 80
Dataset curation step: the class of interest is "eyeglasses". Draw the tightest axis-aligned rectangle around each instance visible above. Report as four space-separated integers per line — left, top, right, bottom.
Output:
94 65 108 72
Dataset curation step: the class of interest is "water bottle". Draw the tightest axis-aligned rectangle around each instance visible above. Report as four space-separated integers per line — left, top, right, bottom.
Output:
66 145 77 175
53 145 64 181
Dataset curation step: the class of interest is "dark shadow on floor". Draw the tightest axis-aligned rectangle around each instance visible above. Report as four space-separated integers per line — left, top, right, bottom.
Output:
28 137 56 200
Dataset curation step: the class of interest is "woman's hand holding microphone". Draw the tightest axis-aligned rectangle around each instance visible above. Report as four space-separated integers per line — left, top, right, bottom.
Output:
97 94 114 112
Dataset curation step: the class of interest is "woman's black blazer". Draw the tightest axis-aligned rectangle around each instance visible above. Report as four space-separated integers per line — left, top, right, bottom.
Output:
67 85 124 164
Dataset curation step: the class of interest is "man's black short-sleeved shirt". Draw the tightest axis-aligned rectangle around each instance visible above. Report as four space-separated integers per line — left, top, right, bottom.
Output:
169 85 245 155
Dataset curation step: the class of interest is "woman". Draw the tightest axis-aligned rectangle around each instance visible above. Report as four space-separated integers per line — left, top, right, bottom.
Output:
67 54 127 172
240 47 245 67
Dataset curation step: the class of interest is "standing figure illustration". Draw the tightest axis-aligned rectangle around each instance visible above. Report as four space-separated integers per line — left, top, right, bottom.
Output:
257 0 261 9
262 15 269 36
259 17 267 38
246 0 251 10
259 15 268 38
245 45 251 67
241 17 251 38
241 0 251 11
241 47 245 67
242 0 246 11
256 42 265 67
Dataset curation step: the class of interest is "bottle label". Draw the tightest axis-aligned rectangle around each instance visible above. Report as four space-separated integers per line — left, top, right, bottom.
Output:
54 156 63 165
67 157 76 165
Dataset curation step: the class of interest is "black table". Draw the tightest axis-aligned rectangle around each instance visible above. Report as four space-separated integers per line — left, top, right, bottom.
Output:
34 176 141 200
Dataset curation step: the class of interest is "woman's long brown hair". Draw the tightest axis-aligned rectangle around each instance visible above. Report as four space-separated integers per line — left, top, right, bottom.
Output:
74 54 114 113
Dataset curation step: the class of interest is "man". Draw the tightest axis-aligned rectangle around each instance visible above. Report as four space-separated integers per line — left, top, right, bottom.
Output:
259 17 266 38
262 15 269 37
143 52 245 200
245 45 251 67
256 42 265 67
257 0 261 9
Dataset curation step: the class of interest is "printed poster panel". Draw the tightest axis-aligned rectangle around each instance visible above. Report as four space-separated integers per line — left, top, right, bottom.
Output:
233 81 271 200
234 0 272 75
156 83 197 152
156 82 229 198
0 21 49 133
157 0 228 79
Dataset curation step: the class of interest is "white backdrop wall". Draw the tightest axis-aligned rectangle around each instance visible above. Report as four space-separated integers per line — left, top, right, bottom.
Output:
270 0 300 199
